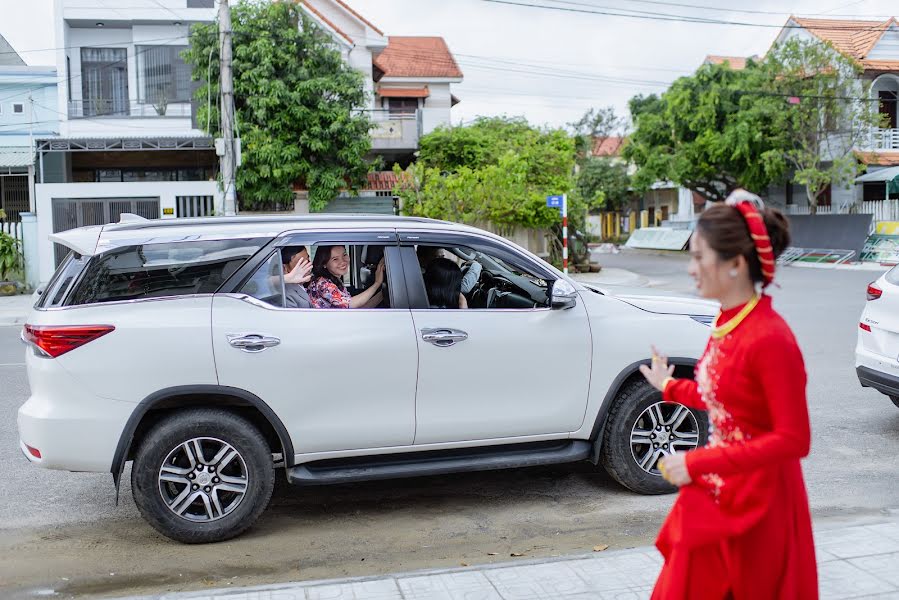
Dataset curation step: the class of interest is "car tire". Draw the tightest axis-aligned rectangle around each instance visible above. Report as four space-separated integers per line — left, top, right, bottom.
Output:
131 408 275 544
891 395 899 409
600 379 709 495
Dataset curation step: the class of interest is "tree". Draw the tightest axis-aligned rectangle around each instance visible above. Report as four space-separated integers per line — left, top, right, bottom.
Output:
569 106 626 161
623 60 787 203
576 156 632 211
760 38 882 213
184 1 372 212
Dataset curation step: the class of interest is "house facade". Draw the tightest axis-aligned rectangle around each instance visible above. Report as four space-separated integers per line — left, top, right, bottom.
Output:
31 0 463 281
0 33 58 224
764 16 899 215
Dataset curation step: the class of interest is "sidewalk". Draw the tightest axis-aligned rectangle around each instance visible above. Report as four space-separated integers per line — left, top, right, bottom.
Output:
0 293 33 326
121 512 899 600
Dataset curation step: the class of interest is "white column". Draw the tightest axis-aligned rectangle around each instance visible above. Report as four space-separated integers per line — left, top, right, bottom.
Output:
20 212 40 290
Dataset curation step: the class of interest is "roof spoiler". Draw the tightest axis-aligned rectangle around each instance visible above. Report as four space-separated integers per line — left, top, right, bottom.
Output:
118 213 148 223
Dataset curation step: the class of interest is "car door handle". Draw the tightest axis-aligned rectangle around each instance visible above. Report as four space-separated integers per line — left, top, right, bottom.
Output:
421 328 468 347
227 334 281 353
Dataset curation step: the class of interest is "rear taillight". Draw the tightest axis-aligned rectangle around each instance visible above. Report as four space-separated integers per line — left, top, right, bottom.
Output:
860 322 872 332
24 444 41 459
867 283 882 301
22 324 115 358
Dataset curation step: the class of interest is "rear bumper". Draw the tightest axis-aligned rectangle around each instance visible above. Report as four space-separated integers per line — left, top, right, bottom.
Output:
857 366 899 398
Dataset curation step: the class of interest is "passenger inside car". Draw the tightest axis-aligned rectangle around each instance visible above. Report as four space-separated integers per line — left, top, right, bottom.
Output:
417 245 482 306
424 257 468 309
280 246 313 309
308 244 384 309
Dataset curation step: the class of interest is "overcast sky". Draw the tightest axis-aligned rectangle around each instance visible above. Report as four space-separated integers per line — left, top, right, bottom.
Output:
2 0 897 129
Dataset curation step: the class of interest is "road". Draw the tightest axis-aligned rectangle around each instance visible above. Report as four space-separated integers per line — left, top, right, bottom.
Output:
1 251 897 598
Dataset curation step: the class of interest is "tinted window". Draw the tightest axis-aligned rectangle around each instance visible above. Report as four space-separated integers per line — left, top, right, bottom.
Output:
67 238 265 305
39 252 88 308
887 266 899 286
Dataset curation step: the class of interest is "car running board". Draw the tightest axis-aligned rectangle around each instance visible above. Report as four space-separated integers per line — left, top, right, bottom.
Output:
286 440 592 486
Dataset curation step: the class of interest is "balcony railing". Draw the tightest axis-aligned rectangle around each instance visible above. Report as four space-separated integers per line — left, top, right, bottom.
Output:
868 127 899 151
68 99 192 119
362 109 423 152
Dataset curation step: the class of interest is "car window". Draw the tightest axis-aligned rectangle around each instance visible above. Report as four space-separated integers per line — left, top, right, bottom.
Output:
240 252 285 308
887 265 899 286
38 251 89 308
66 238 266 306
414 243 550 310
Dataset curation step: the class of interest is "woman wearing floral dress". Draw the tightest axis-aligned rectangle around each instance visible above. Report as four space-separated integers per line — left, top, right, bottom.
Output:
307 245 385 309
640 190 817 599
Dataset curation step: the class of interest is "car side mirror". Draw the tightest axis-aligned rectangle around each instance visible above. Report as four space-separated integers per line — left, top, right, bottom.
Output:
550 279 578 310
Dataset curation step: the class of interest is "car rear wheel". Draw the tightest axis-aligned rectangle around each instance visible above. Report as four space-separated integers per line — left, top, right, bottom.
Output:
600 379 709 495
131 408 274 543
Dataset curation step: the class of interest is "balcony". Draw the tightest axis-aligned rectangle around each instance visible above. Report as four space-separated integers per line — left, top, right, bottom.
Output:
365 109 422 153
868 127 899 151
68 99 192 119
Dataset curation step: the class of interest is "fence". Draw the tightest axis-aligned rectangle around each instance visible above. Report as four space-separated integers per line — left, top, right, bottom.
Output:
786 199 899 223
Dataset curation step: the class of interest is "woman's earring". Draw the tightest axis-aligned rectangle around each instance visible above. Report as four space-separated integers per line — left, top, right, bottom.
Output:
729 268 738 278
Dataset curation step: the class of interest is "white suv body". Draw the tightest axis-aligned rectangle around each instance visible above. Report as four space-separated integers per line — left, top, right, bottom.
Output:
856 265 899 408
18 215 715 543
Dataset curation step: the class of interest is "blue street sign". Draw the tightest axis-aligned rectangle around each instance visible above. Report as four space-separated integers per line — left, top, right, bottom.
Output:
546 195 564 207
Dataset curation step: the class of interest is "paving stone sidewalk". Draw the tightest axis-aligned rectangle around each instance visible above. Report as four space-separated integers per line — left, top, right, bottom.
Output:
122 513 899 600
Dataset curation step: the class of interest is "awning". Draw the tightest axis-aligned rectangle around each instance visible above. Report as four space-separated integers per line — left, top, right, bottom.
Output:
378 87 429 98
451 94 461 106
0 147 33 168
855 165 899 183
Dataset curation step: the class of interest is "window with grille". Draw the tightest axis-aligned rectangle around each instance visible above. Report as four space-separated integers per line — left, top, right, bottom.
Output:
136 45 191 105
81 48 129 116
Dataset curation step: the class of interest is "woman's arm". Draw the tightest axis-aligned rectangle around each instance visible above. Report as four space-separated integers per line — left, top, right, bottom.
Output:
640 346 704 409
350 259 385 309
686 334 810 479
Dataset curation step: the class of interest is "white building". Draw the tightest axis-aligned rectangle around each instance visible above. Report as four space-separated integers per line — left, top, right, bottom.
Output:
35 0 219 280
0 33 57 222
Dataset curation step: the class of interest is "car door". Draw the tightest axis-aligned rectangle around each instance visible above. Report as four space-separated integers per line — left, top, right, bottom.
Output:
400 230 592 445
212 231 419 456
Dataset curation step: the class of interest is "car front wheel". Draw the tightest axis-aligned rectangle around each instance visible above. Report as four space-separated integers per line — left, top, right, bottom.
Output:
600 379 709 495
131 408 275 543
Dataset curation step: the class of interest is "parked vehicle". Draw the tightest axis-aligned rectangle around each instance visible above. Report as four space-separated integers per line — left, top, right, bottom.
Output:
856 265 899 408
18 214 715 543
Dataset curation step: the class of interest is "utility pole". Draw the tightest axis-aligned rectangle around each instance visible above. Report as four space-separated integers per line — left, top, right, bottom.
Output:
218 0 237 216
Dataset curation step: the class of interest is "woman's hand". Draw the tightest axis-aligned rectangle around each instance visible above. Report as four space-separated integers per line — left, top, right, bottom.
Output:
659 452 692 486
373 258 386 287
639 345 675 391
285 257 313 285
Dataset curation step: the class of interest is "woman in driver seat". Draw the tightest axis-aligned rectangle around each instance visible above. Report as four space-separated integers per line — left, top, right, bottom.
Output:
424 257 469 309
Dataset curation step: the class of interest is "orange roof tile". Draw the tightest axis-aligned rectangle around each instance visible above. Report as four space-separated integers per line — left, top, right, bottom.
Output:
856 151 899 167
374 37 463 79
332 0 383 35
789 16 898 65
591 136 627 157
301 1 354 45
364 171 400 191
704 55 752 70
861 59 899 71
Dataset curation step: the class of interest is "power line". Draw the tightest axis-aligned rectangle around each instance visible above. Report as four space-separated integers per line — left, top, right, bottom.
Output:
478 0 895 30
541 0 895 19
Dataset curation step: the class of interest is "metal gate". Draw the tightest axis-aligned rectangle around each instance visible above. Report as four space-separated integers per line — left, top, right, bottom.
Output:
0 176 29 221
176 195 215 217
51 197 160 265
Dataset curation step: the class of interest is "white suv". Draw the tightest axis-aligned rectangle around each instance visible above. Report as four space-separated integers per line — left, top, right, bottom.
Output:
18 215 715 543
857 265 899 408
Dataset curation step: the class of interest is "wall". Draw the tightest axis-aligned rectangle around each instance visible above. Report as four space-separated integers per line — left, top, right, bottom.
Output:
34 179 220 280
0 68 59 146
421 83 452 133
868 25 899 61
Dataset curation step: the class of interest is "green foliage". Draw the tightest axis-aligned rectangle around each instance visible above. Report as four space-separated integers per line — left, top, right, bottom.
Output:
624 59 787 202
576 156 632 211
568 106 625 160
759 38 882 211
398 117 578 231
0 231 21 281
183 0 372 212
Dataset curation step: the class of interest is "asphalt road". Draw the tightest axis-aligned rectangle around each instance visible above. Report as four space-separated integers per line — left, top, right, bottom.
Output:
1 251 897 599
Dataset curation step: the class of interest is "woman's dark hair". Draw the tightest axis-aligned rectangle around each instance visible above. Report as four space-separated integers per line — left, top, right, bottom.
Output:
424 257 462 309
695 202 791 284
311 244 346 290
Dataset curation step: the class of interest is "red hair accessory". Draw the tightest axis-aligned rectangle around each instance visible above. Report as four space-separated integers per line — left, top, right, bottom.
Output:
725 189 775 288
